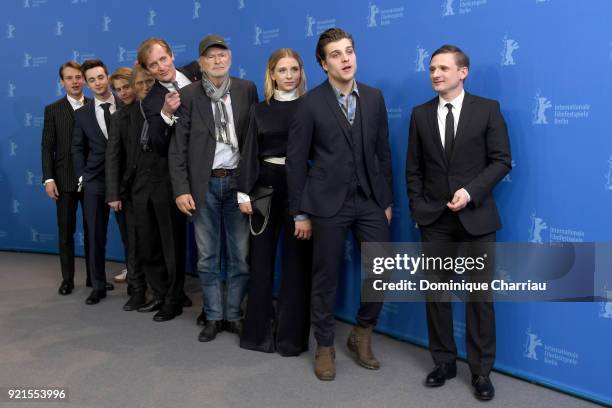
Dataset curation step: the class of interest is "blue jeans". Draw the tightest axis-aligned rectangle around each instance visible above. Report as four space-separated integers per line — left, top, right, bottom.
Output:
193 176 249 321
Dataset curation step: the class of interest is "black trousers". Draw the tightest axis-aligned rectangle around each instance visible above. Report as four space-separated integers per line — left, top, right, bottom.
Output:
121 197 145 292
114 206 129 270
310 184 390 347
133 181 185 305
240 163 313 356
419 209 496 376
83 190 110 290
55 190 91 285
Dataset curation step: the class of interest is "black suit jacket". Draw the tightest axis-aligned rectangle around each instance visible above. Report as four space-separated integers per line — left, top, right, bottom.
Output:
181 60 203 83
169 77 258 206
41 95 90 192
71 98 124 195
286 80 393 218
105 102 144 202
405 92 511 236
140 66 202 156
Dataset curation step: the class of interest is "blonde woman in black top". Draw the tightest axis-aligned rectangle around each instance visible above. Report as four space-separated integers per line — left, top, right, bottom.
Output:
237 48 312 355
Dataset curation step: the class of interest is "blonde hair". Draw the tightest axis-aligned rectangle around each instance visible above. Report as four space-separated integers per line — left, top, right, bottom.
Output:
263 48 306 103
110 67 132 89
129 64 152 86
137 37 172 69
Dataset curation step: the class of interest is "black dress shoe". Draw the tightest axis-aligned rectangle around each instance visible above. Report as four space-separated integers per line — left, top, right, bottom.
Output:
123 292 147 311
472 375 495 401
225 319 244 336
181 292 192 308
198 320 221 342
137 299 163 313
425 363 457 387
153 304 183 322
105 282 114 291
196 310 206 326
58 281 74 296
85 289 106 305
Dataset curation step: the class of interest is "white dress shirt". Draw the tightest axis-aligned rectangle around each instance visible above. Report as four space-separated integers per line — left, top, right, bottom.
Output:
94 94 117 139
212 93 240 170
437 90 464 149
160 70 192 125
436 90 470 201
67 94 85 111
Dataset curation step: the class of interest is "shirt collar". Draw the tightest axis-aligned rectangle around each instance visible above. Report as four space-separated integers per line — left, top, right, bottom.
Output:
438 89 465 111
331 79 359 99
66 94 84 106
94 93 115 108
160 70 191 91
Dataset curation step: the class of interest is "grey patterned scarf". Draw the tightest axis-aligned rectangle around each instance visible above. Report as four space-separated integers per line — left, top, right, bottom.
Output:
201 73 236 150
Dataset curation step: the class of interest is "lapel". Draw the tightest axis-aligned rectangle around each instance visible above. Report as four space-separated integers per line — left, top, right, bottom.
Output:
131 102 146 162
60 96 74 119
452 92 474 156
61 95 89 119
196 83 217 140
86 99 107 143
356 81 368 144
229 79 241 138
178 64 200 83
322 81 353 147
426 97 446 165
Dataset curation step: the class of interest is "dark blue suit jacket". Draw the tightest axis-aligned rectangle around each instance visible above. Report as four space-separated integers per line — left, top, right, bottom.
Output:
71 98 123 195
286 80 393 218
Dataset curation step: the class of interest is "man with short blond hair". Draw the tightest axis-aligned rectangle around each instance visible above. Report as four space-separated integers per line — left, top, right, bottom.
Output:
42 60 92 296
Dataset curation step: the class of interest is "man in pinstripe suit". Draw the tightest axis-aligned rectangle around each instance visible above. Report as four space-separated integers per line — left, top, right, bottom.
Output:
42 61 92 296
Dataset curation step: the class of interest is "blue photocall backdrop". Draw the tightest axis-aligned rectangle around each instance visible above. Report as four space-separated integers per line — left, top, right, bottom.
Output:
1 0 611 405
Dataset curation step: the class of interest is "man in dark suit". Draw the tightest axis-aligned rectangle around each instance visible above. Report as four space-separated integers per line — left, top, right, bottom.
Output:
405 45 511 401
42 61 92 295
106 64 156 311
169 35 258 342
286 28 393 381
131 38 201 322
72 59 124 305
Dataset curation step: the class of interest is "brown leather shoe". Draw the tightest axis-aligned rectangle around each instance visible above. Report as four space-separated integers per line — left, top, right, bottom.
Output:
347 325 380 370
314 346 336 381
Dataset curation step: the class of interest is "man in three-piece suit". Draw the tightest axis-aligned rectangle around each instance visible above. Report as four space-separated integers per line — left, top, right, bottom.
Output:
406 45 511 401
71 59 125 305
286 28 393 381
170 35 258 342
42 61 92 296
131 38 201 322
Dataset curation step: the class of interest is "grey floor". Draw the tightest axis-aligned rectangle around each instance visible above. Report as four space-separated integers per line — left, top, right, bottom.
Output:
0 252 604 408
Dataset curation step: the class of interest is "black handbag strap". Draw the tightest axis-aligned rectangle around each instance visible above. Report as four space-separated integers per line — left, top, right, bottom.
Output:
249 204 272 236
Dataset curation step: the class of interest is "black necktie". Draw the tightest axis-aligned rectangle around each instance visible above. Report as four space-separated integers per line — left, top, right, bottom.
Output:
100 102 112 138
444 103 454 162
172 80 180 92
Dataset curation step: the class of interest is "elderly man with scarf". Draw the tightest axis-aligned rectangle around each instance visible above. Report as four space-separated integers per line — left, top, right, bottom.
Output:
169 35 258 342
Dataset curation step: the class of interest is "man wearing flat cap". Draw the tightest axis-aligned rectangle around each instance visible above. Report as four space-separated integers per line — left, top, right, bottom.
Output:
169 35 258 342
